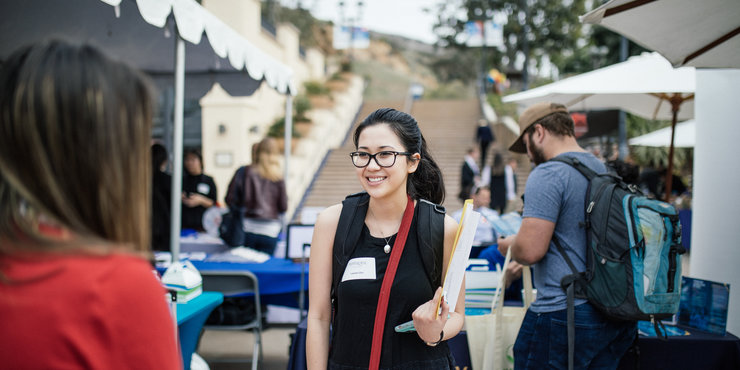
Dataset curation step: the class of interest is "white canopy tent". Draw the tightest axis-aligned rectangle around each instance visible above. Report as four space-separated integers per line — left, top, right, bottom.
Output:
629 120 695 148
0 0 297 261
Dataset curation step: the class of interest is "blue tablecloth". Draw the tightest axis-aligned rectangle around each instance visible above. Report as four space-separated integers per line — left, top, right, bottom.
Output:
188 258 307 297
159 257 308 308
177 292 223 370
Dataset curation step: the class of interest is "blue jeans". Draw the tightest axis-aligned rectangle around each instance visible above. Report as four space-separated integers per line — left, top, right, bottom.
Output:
244 232 278 256
514 303 637 369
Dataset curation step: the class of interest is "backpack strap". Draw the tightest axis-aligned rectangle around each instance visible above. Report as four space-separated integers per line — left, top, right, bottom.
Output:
417 199 446 288
550 156 598 370
549 156 598 180
553 237 587 370
331 192 369 305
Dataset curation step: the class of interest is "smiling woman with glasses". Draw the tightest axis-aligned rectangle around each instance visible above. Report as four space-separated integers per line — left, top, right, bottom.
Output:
307 108 465 370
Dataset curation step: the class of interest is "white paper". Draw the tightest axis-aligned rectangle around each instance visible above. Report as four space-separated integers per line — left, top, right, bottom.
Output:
441 203 481 313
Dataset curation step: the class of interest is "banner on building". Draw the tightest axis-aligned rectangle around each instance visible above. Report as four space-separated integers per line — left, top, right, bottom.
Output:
333 26 370 50
460 17 504 48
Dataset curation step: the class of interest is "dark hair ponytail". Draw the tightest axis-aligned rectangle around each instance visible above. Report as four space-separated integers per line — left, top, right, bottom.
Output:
353 108 445 204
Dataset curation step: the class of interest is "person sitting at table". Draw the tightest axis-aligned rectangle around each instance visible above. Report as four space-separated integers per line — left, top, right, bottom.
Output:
0 40 180 369
306 108 464 369
224 137 287 256
452 185 501 257
181 148 217 232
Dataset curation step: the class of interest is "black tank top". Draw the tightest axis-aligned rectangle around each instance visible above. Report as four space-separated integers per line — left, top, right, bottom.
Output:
329 207 453 369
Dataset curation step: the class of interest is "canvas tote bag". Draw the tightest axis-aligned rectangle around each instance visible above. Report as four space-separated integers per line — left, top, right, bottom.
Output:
466 249 534 370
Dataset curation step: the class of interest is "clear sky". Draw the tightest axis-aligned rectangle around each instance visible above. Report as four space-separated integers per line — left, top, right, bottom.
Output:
298 0 443 44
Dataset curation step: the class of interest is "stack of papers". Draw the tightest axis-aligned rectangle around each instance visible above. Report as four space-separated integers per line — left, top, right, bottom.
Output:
464 266 501 309
489 212 522 237
463 258 500 309
154 251 206 268
438 200 481 315
206 246 270 263
465 288 498 309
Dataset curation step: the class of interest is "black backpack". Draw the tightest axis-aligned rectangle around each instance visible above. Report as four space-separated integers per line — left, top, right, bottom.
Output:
330 192 446 306
550 156 685 369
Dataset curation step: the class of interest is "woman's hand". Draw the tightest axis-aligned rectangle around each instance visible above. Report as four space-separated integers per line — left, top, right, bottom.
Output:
411 286 448 343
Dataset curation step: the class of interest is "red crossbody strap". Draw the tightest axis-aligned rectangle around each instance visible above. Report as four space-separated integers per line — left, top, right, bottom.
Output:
368 195 415 370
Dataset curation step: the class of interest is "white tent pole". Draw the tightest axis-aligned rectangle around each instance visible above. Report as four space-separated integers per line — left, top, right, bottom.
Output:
169 35 186 262
283 94 293 226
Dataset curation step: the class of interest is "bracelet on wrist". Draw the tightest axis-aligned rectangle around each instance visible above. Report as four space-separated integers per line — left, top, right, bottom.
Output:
425 330 444 347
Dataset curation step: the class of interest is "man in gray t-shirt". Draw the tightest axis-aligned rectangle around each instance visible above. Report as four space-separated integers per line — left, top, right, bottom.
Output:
497 102 636 369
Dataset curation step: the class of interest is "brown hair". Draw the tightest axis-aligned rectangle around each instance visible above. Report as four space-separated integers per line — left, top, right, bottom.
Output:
254 137 283 182
526 109 575 138
0 40 154 254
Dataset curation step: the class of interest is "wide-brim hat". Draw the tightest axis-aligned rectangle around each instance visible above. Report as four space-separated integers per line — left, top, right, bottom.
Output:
509 102 569 153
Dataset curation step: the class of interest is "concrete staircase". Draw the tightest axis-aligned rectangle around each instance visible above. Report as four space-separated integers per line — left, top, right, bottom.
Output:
295 99 488 220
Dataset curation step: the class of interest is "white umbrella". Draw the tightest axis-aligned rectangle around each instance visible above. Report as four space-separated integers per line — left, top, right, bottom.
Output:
581 0 740 68
503 52 694 199
629 120 695 148
502 52 694 120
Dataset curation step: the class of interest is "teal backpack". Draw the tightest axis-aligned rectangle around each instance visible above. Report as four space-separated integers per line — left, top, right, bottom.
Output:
550 157 685 369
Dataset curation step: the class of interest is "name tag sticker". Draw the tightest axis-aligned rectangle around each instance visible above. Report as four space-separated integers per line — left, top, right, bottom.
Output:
197 183 210 195
341 257 376 282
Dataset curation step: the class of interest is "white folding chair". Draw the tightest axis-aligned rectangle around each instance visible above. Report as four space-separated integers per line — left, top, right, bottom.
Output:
201 270 262 370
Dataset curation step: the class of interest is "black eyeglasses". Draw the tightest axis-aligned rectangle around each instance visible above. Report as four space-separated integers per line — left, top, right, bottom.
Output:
349 151 413 168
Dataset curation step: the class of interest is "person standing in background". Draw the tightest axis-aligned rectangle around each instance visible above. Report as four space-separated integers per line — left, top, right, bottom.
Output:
476 119 495 168
225 137 287 256
489 152 507 215
181 149 217 232
459 146 480 203
151 143 172 251
0 40 180 369
504 156 519 214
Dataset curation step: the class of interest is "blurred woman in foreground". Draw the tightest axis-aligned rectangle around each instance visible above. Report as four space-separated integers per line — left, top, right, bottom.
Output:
0 40 180 369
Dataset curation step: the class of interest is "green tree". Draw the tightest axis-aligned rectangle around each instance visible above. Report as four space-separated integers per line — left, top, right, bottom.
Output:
560 27 649 76
433 0 587 87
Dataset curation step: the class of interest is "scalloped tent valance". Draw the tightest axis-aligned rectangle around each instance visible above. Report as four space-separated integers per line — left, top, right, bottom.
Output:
0 0 296 96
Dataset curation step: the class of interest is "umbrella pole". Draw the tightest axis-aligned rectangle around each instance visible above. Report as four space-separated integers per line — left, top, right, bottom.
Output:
663 95 681 202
